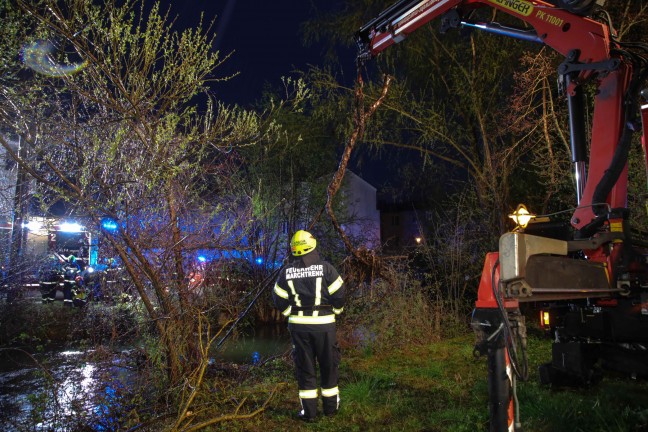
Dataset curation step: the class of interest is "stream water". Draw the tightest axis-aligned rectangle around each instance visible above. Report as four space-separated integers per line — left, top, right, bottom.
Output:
0 324 290 431
213 323 291 363
0 347 136 431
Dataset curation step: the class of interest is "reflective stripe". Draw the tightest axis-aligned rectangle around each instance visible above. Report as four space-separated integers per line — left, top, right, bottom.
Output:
289 314 336 325
321 386 339 397
332 307 343 315
314 277 322 317
281 305 292 316
273 283 289 299
299 389 318 399
328 276 343 294
287 280 301 309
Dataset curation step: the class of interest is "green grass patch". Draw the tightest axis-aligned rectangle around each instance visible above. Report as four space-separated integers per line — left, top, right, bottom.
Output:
177 333 648 432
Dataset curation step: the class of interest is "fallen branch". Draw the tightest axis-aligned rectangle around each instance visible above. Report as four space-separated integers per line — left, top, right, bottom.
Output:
177 383 284 432
173 316 232 430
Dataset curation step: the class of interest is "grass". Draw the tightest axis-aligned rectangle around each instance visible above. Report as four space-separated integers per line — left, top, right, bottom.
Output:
7 300 645 431
194 333 648 432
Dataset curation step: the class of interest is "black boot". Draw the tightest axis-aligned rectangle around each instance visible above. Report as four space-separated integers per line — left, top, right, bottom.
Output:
323 394 340 416
298 397 317 421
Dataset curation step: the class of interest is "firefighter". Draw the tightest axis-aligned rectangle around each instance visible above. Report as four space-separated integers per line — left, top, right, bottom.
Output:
39 255 63 303
273 230 345 421
61 255 81 307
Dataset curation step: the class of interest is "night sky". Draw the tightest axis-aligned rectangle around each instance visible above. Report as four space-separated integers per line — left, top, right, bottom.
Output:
159 0 403 192
161 0 345 106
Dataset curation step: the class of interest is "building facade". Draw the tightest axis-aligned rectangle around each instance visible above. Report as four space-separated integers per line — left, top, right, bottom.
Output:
339 171 381 251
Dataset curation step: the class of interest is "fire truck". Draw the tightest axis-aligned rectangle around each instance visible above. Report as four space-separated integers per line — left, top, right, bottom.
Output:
357 1 648 430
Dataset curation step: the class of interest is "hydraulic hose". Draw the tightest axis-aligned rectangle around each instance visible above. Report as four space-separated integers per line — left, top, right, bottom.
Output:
592 53 648 215
491 259 529 381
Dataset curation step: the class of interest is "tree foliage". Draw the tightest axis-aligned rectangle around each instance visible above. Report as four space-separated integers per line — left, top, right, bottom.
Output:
0 0 304 388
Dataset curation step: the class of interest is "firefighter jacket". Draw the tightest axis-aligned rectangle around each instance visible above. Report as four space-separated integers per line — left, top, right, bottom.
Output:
273 252 344 332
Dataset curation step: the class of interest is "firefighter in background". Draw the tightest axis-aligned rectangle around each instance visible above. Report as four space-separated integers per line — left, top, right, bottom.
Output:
273 230 345 421
39 255 63 303
60 254 81 307
102 258 120 300
102 257 133 302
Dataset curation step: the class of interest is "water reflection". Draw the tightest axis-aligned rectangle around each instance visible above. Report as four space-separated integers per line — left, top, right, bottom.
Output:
0 348 134 431
0 325 289 430
94 381 128 432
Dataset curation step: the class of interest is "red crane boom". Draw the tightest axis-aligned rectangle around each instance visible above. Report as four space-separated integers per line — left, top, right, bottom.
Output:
357 1 648 430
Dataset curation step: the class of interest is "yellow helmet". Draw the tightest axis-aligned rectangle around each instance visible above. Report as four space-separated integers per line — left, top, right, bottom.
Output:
290 230 317 256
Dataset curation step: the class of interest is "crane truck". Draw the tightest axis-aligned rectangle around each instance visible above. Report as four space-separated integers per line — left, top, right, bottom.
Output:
356 1 648 430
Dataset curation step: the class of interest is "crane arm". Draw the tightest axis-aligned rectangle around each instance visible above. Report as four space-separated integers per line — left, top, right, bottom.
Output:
357 0 641 232
357 0 611 62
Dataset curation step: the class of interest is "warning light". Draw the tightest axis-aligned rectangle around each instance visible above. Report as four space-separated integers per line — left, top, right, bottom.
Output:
59 222 84 232
508 204 535 228
101 218 118 231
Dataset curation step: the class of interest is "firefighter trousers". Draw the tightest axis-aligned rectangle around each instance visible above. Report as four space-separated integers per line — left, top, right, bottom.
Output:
291 328 341 418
